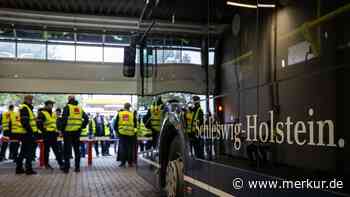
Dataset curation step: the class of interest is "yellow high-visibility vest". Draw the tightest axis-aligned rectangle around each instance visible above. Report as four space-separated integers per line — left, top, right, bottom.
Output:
104 123 111 136
41 110 57 132
185 111 194 133
137 121 152 137
186 107 202 133
150 103 162 132
1 111 12 131
81 126 88 136
12 104 38 134
65 104 83 132
118 111 135 136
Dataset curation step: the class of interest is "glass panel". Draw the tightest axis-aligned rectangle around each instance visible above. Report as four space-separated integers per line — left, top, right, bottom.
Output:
48 44 75 61
76 45 102 62
0 28 15 39
209 51 215 65
47 31 74 43
0 41 15 58
104 47 124 63
182 50 201 65
163 49 181 64
105 35 129 45
17 29 45 41
17 42 46 59
156 49 164 64
77 33 102 44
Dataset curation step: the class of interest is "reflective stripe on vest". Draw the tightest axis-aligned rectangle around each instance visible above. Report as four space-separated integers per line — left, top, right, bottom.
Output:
65 104 83 132
1 111 11 131
118 111 135 136
150 104 162 132
41 110 57 132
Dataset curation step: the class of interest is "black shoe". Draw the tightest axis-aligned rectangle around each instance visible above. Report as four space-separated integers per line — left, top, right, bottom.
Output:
118 162 126 168
74 168 80 173
25 169 37 175
16 168 25 174
45 164 54 170
62 168 69 173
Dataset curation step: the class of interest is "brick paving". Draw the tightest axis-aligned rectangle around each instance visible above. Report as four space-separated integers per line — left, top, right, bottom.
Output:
0 157 157 197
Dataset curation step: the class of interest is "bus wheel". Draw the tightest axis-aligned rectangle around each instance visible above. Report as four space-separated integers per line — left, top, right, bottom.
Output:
165 136 184 197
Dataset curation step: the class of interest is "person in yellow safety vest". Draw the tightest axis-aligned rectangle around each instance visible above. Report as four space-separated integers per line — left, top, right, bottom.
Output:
103 120 112 156
80 120 89 158
37 100 64 170
61 96 89 173
91 113 106 157
11 95 38 175
0 104 19 162
113 103 137 167
137 119 152 152
186 96 204 159
144 97 163 149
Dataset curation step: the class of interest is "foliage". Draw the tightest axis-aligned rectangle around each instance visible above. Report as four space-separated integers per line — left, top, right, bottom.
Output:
0 93 80 109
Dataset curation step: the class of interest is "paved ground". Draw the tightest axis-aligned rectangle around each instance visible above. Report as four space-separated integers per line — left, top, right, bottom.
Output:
0 157 157 197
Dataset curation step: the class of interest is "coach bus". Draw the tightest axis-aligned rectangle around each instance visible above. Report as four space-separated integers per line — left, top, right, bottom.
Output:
136 1 349 197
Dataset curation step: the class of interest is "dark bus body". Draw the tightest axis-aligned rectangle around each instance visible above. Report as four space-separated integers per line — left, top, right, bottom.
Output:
137 0 349 196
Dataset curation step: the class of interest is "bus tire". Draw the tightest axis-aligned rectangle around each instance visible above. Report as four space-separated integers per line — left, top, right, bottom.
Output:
165 135 184 197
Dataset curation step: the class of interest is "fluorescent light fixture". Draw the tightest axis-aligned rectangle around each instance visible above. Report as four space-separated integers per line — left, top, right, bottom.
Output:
226 1 257 9
227 1 275 9
258 3 276 8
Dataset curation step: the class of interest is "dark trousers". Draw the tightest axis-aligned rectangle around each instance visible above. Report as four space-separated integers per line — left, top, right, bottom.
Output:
43 132 63 167
0 131 11 161
94 140 105 156
0 141 8 160
118 135 134 164
63 132 80 170
103 141 110 155
152 132 159 149
9 142 20 160
15 134 34 170
80 142 86 157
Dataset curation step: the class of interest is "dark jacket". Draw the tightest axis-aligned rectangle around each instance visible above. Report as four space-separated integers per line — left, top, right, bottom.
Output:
61 100 89 132
93 116 105 136
20 102 34 135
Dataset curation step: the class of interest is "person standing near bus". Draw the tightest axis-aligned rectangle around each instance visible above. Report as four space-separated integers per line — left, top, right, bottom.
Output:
37 100 64 170
144 97 163 149
190 96 204 159
61 96 89 173
103 120 111 156
0 104 19 162
114 103 137 167
92 113 105 157
12 95 38 175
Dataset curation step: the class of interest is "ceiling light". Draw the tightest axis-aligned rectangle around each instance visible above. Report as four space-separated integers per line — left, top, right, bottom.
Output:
227 1 275 9
258 3 276 8
226 1 257 9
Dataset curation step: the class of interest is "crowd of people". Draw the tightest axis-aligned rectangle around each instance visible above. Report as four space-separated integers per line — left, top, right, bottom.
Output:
0 94 206 175
0 95 164 175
